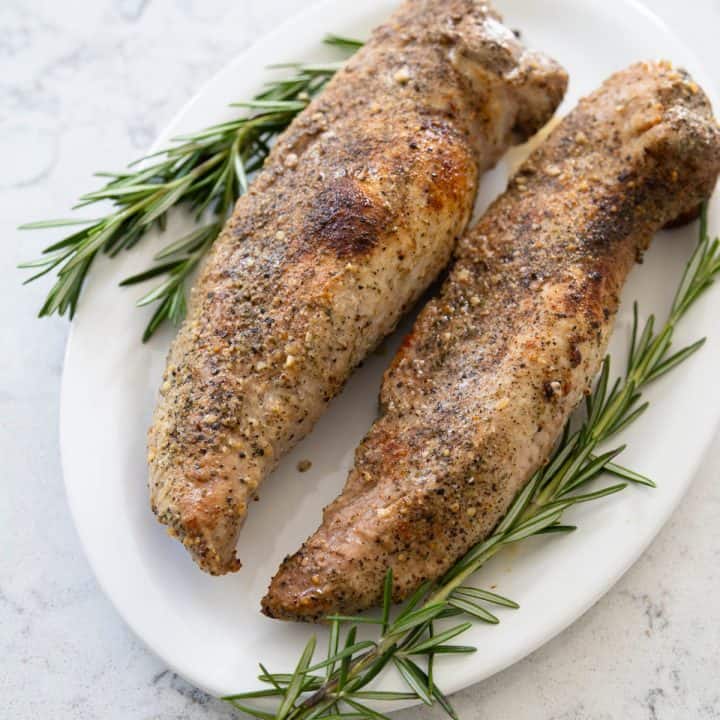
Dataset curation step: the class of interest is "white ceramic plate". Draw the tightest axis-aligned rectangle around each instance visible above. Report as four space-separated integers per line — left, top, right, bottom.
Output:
61 0 720 709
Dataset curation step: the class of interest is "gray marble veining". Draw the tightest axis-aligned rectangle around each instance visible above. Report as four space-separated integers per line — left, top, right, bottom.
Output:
2 1 719 718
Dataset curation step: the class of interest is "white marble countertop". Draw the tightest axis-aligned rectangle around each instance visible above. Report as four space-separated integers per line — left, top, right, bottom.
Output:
3 1 720 718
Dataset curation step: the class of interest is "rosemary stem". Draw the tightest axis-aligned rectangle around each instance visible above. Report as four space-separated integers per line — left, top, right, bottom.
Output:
293 541 504 717
429 549 499 606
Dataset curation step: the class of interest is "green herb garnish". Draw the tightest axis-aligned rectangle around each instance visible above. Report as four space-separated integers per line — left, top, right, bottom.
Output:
19 35 362 341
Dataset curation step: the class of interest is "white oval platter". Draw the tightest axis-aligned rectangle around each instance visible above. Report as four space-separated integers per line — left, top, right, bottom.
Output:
60 0 720 708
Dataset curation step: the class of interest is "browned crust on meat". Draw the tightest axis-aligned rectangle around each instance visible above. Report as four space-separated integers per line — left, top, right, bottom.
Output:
148 0 568 574
302 176 394 257
263 61 720 620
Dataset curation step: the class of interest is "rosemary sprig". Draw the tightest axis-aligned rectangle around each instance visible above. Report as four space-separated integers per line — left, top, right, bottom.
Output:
19 35 362 342
224 208 720 720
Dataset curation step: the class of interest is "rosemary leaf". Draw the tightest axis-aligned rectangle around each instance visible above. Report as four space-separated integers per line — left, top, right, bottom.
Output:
534 524 578 535
276 636 316 720
404 623 473 654
343 699 392 720
307 642 376 673
389 603 448 635
19 218 100 230
453 587 519 609
381 569 393 633
337 626 358 692
352 691 417 701
645 338 706 383
603 460 655 488
447 598 499 625
393 658 433 705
